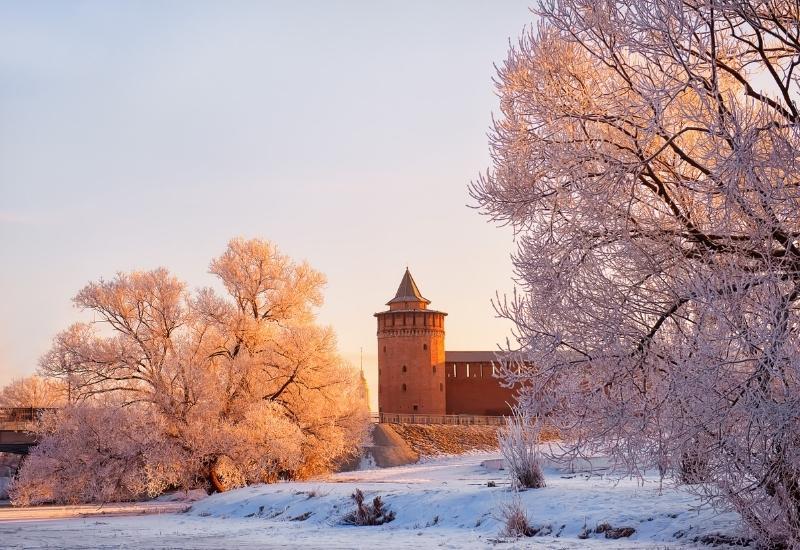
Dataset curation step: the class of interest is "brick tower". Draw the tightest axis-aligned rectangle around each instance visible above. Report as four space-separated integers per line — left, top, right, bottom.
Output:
375 268 447 415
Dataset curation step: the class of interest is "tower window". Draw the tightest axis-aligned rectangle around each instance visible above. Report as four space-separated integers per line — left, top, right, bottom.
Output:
440 382 443 391
423 343 427 351
413 404 418 411
402 383 407 392
402 365 407 373
383 346 386 353
432 365 436 374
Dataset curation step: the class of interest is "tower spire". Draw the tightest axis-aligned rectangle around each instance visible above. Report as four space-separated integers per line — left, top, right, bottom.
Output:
387 267 430 306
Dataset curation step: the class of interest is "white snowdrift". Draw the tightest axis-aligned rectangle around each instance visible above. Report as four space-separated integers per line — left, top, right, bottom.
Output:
184 451 741 547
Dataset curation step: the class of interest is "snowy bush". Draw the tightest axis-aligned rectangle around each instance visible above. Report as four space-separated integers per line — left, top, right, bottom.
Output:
341 488 395 526
10 406 185 505
498 412 545 490
12 238 370 503
498 496 535 538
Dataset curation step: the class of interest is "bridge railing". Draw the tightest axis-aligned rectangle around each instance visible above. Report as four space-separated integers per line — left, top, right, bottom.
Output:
378 412 506 426
0 407 57 424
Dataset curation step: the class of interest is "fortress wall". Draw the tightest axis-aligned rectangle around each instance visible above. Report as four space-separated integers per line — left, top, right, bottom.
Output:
444 362 516 416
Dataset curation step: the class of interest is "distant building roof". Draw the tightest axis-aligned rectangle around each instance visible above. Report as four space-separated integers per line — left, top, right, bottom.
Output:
387 268 431 305
445 351 504 363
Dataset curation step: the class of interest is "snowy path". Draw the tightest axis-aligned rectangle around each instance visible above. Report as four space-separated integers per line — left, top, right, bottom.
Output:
0 452 741 549
0 501 188 522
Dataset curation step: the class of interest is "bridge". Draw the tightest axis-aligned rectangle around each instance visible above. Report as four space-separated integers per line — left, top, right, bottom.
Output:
0 408 52 454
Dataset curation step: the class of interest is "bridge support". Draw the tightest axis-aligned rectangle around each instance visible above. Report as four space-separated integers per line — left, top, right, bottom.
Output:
0 430 37 455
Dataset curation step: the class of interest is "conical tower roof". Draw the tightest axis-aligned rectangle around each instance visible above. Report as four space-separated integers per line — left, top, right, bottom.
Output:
387 268 431 305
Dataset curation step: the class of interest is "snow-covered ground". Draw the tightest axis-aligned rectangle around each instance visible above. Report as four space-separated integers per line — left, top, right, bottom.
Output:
0 452 742 549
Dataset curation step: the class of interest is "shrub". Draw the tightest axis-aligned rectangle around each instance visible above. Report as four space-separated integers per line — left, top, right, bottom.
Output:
9 406 185 505
341 489 395 526
499 497 535 538
498 412 545 490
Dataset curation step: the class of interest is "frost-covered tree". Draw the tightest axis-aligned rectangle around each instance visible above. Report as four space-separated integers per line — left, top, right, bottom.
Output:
17 238 368 503
0 376 65 408
10 406 183 505
471 1 800 546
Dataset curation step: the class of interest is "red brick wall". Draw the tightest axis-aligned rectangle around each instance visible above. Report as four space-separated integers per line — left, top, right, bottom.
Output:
445 362 516 416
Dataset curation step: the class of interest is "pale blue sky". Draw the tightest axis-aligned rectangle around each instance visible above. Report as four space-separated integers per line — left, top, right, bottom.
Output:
0 1 532 407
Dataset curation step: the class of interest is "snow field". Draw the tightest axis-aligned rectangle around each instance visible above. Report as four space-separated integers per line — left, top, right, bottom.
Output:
182 451 740 547
0 451 743 549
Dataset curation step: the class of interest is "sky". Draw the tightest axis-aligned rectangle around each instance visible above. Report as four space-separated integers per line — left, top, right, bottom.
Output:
0 1 532 410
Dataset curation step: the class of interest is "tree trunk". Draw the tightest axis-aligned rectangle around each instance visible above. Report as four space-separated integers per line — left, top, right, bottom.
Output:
208 457 227 493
